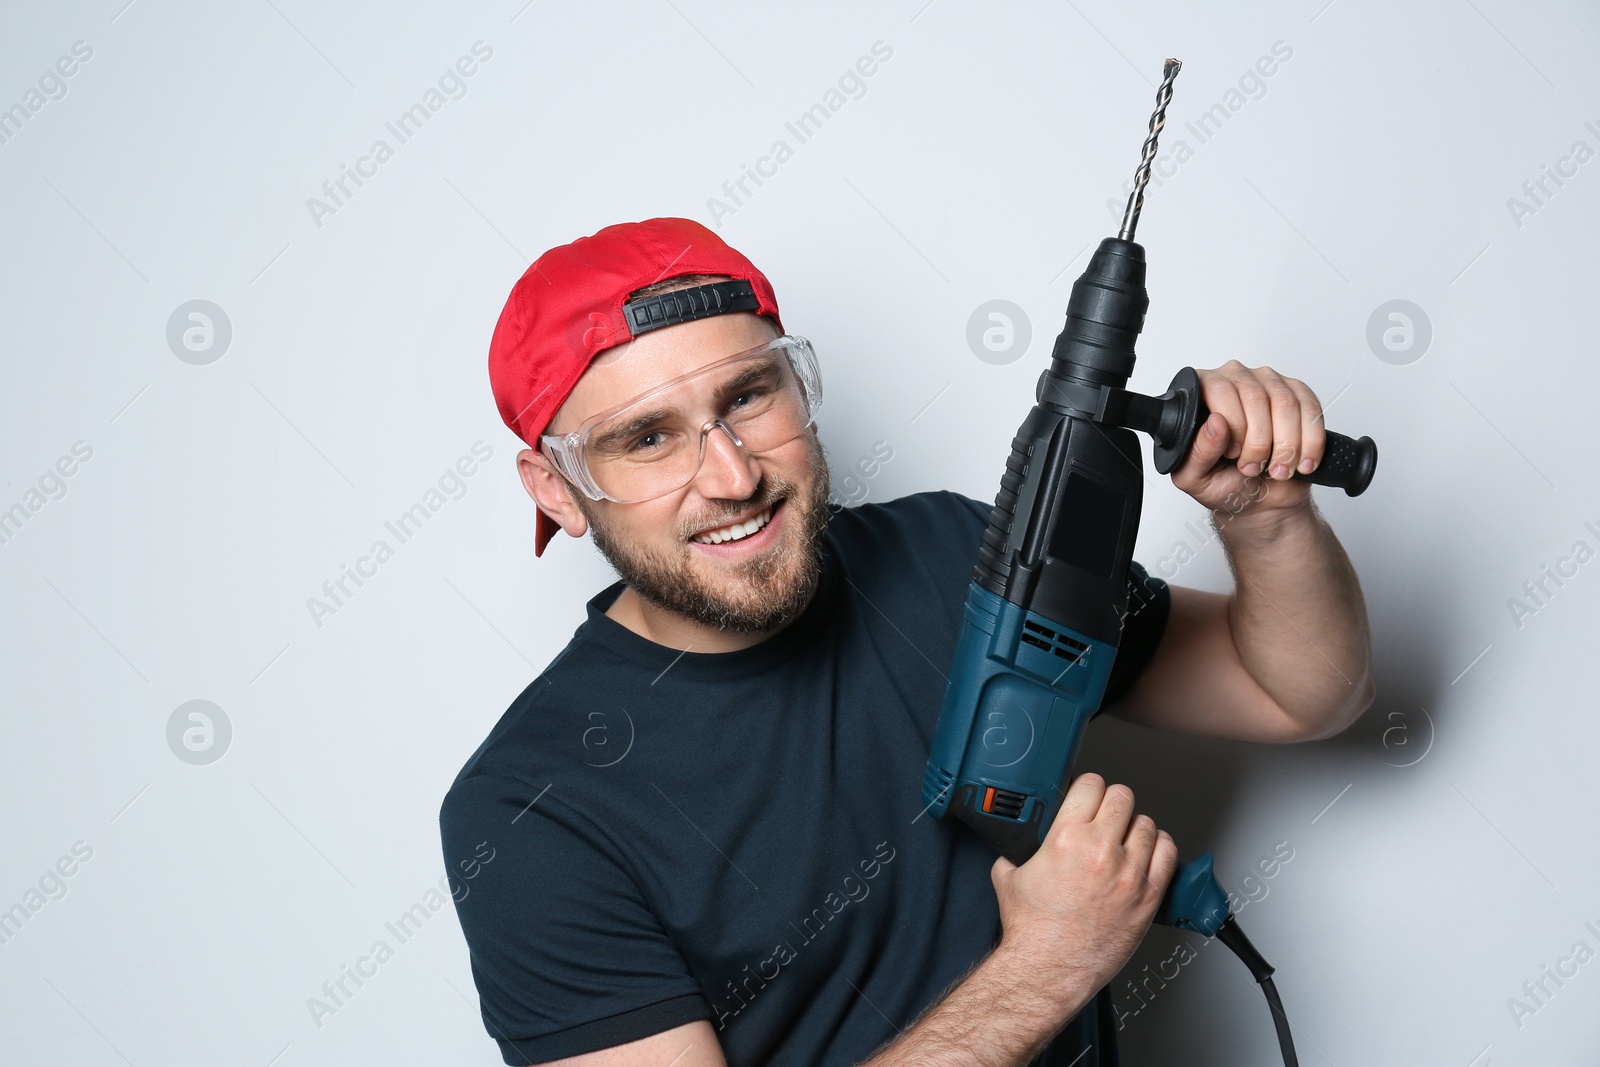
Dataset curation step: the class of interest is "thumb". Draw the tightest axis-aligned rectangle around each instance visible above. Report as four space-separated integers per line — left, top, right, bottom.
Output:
1172 411 1229 488
991 855 1017 885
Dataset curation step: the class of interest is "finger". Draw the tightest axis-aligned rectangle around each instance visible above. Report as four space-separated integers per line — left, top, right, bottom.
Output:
1228 367 1277 477
1172 410 1229 486
1287 377 1326 474
1146 830 1179 894
1057 771 1107 824
1122 813 1159 873
1257 369 1303 480
1092 783 1137 842
1205 362 1248 461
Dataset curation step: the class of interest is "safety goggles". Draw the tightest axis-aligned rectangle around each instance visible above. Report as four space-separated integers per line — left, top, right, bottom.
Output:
540 335 823 503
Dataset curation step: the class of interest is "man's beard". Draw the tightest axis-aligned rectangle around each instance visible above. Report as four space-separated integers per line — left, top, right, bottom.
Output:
577 433 832 634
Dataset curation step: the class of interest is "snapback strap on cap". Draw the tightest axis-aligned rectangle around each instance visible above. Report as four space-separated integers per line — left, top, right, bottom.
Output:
622 279 760 337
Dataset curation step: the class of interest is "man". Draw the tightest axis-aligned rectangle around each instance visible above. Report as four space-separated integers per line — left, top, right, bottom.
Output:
440 217 1374 1067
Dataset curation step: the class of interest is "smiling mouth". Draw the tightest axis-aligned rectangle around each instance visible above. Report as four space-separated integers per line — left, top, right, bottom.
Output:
690 501 778 545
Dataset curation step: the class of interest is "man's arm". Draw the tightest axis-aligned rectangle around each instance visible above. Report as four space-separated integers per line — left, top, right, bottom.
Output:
1108 361 1376 743
860 774 1175 1067
515 1021 727 1067
1113 500 1374 742
521 942 1088 1067
853 940 1093 1067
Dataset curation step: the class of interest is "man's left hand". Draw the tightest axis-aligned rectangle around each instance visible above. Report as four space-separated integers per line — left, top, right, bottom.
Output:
1169 360 1323 516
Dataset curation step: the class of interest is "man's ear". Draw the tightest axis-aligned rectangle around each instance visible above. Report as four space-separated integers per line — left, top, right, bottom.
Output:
518 448 589 539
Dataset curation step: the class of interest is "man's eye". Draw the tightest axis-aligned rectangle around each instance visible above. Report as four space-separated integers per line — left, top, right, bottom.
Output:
630 430 666 452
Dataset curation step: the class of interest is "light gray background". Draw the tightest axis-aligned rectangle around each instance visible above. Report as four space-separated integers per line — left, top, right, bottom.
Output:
3 0 1598 1063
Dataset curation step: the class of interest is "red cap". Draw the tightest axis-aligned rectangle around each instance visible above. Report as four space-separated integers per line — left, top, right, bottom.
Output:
488 217 784 556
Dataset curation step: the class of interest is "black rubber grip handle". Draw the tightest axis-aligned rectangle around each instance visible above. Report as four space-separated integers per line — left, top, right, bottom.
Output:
1295 430 1377 497
1167 367 1379 497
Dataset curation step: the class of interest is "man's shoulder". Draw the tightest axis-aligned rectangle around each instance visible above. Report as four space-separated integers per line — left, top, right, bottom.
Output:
828 488 990 546
438 636 618 815
822 489 991 611
440 682 551 812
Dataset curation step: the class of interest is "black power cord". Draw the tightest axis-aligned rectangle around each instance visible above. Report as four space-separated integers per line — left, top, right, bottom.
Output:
1214 915 1299 1067
1260 977 1297 1067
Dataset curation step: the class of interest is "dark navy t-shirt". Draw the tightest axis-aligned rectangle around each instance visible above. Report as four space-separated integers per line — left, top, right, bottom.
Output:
440 490 1170 1066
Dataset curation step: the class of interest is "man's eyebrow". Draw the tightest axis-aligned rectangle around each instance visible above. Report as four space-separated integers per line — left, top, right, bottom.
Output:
590 357 784 450
715 359 780 397
592 404 681 450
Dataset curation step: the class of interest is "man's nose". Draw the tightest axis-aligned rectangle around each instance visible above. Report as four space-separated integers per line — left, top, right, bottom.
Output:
693 421 761 500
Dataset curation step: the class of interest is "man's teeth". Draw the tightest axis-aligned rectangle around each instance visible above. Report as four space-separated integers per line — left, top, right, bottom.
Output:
693 505 773 544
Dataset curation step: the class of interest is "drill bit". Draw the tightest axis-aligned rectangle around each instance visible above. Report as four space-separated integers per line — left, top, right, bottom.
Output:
1117 58 1183 242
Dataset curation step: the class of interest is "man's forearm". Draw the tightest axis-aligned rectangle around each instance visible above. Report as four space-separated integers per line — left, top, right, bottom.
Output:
857 944 1093 1067
1217 494 1375 738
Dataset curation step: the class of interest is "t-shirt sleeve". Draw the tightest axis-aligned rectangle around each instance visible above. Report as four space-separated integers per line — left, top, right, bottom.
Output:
944 491 1170 715
440 771 709 1065
1101 559 1170 711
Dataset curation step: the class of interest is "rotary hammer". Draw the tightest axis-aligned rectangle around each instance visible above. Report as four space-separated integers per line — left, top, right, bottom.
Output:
922 60 1377 1066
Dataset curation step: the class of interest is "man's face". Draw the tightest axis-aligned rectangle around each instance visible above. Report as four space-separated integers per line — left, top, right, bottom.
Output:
548 311 832 633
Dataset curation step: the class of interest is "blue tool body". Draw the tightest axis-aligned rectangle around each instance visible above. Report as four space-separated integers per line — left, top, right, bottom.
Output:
922 582 1229 935
918 232 1366 939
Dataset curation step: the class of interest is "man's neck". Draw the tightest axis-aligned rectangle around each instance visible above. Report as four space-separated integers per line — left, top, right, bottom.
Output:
605 585 800 654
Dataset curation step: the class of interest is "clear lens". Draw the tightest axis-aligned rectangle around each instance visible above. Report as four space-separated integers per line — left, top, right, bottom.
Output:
564 337 820 504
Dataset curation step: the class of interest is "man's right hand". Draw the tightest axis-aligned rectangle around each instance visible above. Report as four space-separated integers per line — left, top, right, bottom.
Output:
987 772 1179 1018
